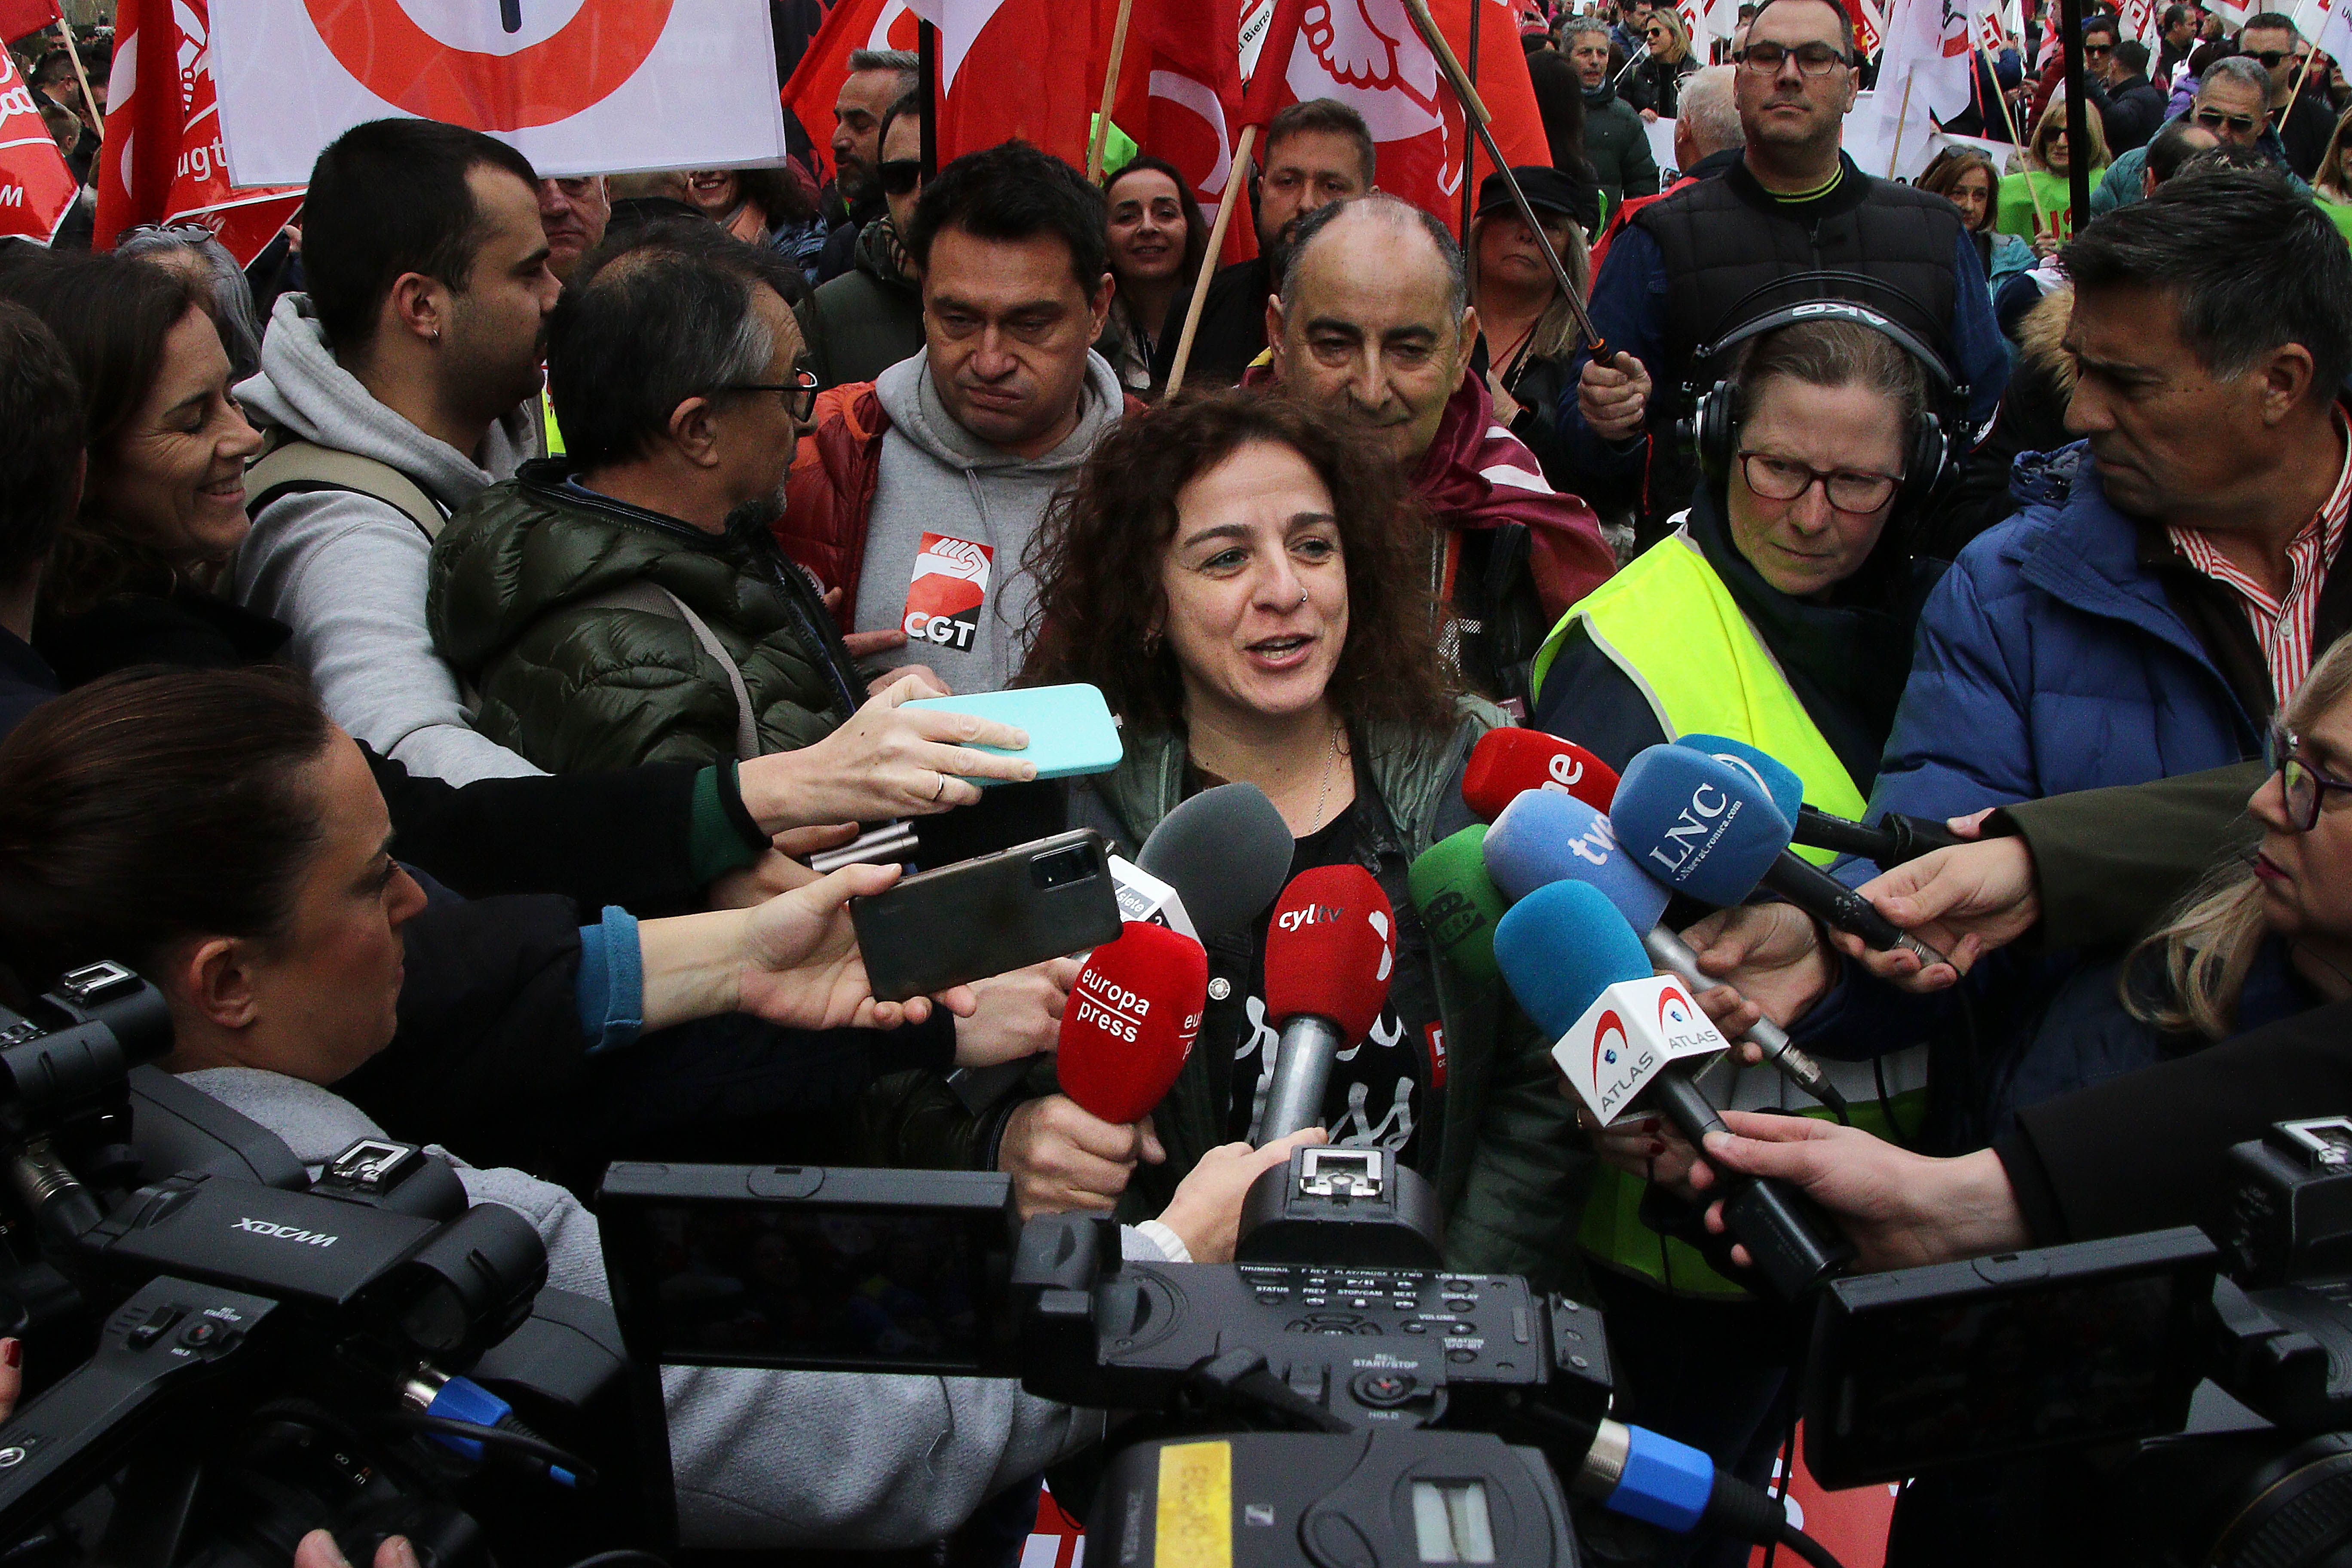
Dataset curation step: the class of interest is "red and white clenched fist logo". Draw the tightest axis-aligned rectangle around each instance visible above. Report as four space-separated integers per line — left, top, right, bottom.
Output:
299 0 676 131
903 533 992 654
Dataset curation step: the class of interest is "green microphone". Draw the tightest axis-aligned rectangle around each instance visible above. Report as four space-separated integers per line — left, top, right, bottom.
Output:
1408 826 1508 985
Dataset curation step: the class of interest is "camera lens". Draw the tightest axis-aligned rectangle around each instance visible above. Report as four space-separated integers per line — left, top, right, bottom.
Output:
1030 845 1094 891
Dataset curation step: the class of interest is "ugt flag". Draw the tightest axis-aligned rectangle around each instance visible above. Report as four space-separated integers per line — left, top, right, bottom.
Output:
208 0 790 187
93 0 304 263
904 0 1102 170
0 41 75 243
1240 0 1553 236
1107 0 1249 251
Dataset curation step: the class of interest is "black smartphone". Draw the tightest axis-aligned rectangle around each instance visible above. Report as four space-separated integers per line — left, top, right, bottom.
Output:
850 828 1122 1001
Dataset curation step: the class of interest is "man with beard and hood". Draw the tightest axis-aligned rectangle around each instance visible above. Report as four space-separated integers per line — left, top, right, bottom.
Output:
1146 99 1375 392
233 119 561 785
800 92 926 390
780 142 1137 696
1259 195 1614 706
429 224 869 772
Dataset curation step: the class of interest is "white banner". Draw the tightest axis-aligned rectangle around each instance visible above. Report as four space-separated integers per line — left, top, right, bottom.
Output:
1646 114 1679 176
211 0 787 188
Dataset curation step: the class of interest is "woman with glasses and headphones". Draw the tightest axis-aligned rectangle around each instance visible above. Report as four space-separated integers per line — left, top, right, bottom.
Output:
1524 308 1954 1539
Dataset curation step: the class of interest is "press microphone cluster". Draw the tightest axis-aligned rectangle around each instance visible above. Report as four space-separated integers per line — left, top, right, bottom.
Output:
1494 882 1853 1300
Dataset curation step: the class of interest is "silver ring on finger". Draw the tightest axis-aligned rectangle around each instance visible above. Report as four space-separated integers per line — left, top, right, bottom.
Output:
931 771 948 802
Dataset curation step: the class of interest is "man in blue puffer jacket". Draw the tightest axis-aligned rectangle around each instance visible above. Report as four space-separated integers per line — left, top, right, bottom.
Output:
1862 167 2352 836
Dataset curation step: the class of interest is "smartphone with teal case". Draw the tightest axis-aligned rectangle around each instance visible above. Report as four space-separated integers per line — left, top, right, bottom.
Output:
902 683 1122 782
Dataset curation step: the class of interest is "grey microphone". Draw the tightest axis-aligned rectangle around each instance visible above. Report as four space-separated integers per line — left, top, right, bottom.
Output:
1260 1017 1345 1144
1640 926 1850 1118
1136 782 1293 940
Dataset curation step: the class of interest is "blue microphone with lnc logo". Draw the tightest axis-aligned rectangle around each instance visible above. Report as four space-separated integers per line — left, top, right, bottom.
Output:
1494 882 1851 1301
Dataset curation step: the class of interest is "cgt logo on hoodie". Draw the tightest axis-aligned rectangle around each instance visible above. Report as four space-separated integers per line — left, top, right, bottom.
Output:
903 533 992 652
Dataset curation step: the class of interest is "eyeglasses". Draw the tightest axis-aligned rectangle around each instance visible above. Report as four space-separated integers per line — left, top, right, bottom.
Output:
2250 48 2297 67
724 367 821 423
2268 725 2352 831
1739 450 1901 513
878 158 923 197
1734 40 1851 75
2193 107 2263 132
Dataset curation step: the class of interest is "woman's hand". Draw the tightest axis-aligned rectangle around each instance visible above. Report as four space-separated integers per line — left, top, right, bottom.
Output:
1685 1112 2027 1273
703 824 864 910
734 674 1037 831
1640 106 1660 121
640 862 978 1034
997 1094 1165 1219
952 958 1083 1067
1571 1101 1700 1188
1832 814 2035 992
1157 1129 1329 1263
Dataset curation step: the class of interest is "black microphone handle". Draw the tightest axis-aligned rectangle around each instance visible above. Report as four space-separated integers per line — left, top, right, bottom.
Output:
1758 852 1948 967
1791 805 1965 869
1643 1066 1853 1301
1883 813 1965 864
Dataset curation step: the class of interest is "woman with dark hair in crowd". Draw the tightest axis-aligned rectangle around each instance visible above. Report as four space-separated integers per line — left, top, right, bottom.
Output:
115 223 268 382
0 665 1310 1552
869 392 1587 1289
1467 166 1594 490
1917 146 2037 303
1099 154 1207 395
1 251 271 687
2316 104 2352 237
683 165 828 272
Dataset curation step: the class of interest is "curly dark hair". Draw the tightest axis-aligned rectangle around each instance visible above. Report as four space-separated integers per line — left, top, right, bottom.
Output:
1019 390 1458 738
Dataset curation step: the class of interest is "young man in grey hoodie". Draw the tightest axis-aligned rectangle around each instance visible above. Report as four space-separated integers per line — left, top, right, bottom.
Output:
233 119 560 784
778 141 1131 697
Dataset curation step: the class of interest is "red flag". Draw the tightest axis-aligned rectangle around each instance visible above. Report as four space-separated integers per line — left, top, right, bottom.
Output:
1845 0 1887 54
1240 0 1552 236
0 0 59 46
910 0 1102 169
1106 0 1256 261
782 0 923 183
0 40 75 243
93 0 302 267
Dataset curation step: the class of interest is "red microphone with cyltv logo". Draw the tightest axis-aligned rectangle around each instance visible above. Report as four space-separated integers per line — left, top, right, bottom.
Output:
1055 921 1207 1124
1461 728 1621 821
1259 864 1394 1143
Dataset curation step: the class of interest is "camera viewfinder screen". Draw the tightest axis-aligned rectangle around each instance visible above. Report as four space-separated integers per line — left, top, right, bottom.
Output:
1822 1272 2188 1481
622 1203 999 1372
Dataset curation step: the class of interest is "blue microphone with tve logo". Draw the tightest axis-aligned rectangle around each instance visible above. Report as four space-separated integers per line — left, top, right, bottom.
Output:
1494 882 1851 1301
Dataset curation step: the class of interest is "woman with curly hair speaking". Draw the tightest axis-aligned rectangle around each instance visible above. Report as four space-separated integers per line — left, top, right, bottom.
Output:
874 391 1589 1289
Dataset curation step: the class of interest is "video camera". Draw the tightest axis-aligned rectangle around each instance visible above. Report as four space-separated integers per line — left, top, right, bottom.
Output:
1796 1114 2352 1566
0 963 648 1567
596 1152 1825 1568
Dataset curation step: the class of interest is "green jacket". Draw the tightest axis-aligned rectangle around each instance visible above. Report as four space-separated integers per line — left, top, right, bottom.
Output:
864 698 1595 1291
1581 86 1661 211
428 459 864 772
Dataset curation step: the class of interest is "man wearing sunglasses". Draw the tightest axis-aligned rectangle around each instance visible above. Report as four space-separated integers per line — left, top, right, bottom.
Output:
801 92 927 392
429 224 871 775
2088 55 2314 219
2239 11 2334 178
1562 0 2008 540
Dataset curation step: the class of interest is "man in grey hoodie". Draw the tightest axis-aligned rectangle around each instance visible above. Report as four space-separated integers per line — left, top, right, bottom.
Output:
233 119 560 784
778 142 1131 697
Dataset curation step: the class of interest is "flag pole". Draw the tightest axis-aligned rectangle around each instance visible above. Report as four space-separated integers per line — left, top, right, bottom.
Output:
2058 0 2091 227
1979 44 2050 232
2285 44 2318 123
1400 0 1608 355
1886 68 1915 175
1087 0 1138 181
59 24 102 138
1166 123 1256 396
1461 0 1482 241
918 20 940 179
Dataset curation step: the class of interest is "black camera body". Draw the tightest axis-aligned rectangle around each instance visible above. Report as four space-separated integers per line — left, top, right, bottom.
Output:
0 965 647 1568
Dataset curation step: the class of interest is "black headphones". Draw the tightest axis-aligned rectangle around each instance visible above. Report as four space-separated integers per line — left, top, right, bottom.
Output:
1688 287 1969 517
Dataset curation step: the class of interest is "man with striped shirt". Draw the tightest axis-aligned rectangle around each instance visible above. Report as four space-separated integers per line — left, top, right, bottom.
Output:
1258 194 1617 709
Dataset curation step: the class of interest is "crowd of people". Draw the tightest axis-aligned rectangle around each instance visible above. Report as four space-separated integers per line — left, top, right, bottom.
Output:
3 0 2352 1563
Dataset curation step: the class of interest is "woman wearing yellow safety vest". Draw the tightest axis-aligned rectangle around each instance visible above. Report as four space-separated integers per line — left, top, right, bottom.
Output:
1525 310 1954 1552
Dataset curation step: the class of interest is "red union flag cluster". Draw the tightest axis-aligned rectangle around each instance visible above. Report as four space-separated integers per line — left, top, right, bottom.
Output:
787 0 1554 239
94 0 306 264
0 37 74 244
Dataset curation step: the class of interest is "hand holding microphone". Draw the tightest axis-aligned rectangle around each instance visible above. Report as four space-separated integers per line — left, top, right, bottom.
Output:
998 922 1207 1219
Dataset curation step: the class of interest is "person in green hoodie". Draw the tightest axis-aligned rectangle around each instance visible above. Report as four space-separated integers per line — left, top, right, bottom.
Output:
866 391 1591 1291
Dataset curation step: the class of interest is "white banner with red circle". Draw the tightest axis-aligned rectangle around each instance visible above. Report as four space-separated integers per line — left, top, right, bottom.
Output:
208 0 787 188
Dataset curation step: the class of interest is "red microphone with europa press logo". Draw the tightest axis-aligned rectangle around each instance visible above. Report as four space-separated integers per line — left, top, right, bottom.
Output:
1054 922 1208 1125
